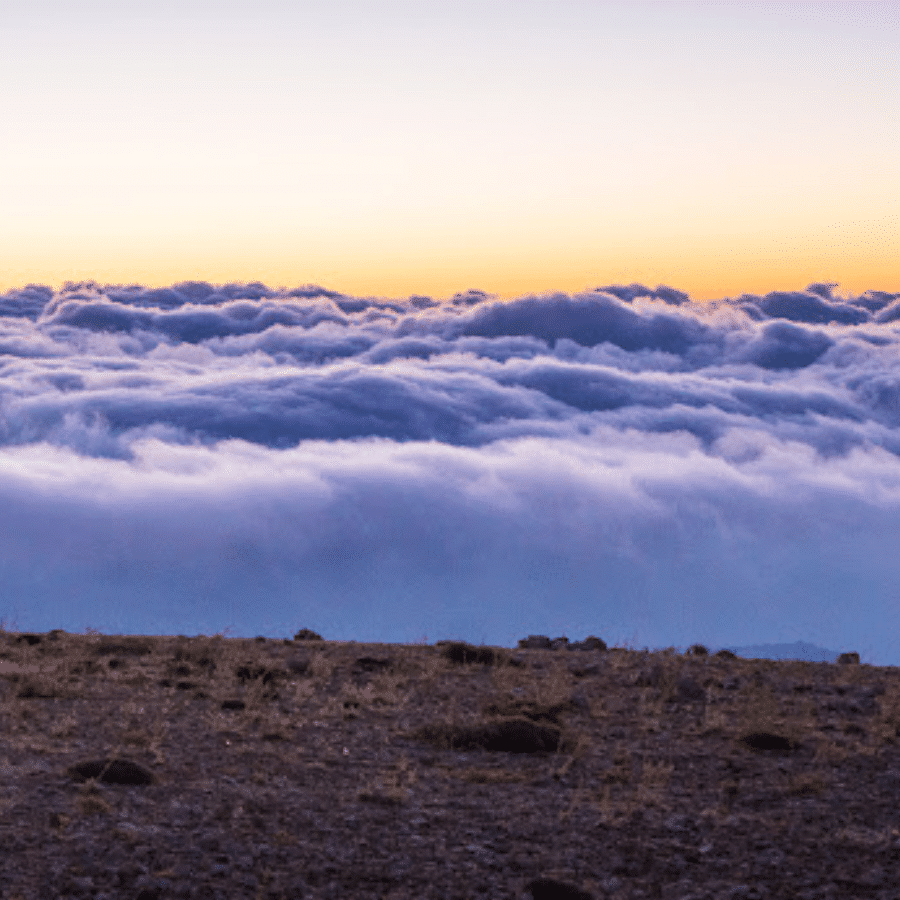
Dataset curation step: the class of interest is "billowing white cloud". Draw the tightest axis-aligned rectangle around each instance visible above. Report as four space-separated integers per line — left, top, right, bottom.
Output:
1 280 899 662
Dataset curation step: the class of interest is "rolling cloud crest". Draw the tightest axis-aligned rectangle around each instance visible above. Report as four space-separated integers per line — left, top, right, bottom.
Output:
1 281 899 661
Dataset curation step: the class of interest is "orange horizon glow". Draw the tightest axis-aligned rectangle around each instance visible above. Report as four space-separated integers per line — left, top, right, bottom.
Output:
2 3 897 304
2 249 896 304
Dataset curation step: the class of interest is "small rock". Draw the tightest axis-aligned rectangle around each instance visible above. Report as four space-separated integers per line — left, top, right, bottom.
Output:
739 731 796 753
67 758 155 786
526 877 593 900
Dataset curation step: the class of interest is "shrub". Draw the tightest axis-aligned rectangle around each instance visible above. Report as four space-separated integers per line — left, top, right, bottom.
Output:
580 635 607 651
517 635 552 650
415 718 561 753
441 641 505 666
293 629 323 641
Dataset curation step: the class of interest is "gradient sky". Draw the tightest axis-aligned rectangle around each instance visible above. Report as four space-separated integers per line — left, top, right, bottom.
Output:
2 2 900 663
2 0 897 299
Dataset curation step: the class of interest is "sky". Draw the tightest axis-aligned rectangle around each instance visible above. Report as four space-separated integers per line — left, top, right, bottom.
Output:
1 2 899 662
1 1 897 298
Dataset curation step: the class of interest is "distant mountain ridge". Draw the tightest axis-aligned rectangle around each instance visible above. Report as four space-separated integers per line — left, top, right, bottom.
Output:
705 640 841 662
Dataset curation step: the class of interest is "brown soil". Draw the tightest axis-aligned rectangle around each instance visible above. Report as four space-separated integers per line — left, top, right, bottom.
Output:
1 628 899 899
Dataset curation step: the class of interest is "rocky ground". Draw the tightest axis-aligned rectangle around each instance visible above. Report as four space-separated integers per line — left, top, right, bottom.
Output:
1 628 899 899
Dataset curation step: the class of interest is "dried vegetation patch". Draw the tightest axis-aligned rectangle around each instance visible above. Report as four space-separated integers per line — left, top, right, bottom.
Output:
1 628 900 899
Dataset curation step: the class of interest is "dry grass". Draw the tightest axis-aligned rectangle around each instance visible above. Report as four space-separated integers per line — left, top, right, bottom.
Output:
0 628 892 754
1 623 898 898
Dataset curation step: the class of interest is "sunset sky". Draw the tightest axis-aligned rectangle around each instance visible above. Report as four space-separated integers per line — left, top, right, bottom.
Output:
2 2 899 663
2 0 897 299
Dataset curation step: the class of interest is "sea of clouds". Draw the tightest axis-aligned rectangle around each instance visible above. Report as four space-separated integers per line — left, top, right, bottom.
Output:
2 280 899 662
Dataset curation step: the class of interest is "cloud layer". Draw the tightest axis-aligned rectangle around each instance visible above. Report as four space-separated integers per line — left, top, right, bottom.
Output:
2 280 900 663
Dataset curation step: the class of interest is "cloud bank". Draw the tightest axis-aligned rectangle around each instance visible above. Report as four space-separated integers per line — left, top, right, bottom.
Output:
2 279 900 663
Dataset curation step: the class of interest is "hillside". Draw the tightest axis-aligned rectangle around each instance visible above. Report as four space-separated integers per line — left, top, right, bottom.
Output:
1 629 898 899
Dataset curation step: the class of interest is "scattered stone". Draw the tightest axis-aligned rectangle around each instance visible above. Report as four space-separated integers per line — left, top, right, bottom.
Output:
16 680 58 699
526 877 593 900
358 791 404 806
67 758 155 786
739 731 797 753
